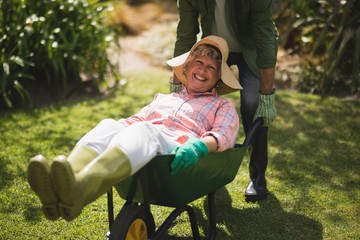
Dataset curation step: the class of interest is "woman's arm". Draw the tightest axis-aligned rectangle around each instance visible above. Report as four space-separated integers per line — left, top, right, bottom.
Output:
202 99 239 152
201 135 218 153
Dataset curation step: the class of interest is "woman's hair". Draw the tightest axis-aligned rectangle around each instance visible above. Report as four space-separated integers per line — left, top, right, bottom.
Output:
191 44 222 62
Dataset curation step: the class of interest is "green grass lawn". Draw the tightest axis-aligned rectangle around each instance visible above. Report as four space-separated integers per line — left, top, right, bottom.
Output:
1 68 359 239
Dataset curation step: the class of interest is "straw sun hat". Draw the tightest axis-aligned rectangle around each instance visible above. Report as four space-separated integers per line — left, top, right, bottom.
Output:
167 35 242 95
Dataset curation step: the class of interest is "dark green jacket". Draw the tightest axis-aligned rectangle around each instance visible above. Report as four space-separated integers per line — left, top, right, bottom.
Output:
174 0 278 78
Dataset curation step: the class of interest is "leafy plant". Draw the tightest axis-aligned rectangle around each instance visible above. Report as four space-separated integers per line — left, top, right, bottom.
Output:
274 0 360 96
297 63 324 95
0 0 120 108
321 0 360 95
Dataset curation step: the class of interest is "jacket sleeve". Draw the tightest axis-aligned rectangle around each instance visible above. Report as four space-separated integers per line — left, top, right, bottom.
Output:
250 0 279 68
174 0 200 56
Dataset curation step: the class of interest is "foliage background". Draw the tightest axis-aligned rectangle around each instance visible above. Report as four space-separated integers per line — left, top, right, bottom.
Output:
0 0 119 108
1 0 360 110
273 0 360 96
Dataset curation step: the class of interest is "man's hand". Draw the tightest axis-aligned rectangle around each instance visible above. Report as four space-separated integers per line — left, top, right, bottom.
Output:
171 138 208 175
169 74 183 93
254 91 277 126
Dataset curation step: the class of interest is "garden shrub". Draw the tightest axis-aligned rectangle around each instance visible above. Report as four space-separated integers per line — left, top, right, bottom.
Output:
0 0 120 108
274 0 360 96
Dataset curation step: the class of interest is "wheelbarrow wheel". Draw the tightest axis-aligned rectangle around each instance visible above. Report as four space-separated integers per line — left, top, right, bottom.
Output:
109 205 154 240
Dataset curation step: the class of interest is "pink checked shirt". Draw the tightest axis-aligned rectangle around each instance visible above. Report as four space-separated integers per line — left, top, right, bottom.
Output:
119 88 239 151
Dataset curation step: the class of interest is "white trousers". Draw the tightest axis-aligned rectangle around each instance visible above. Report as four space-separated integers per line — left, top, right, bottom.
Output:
76 119 179 174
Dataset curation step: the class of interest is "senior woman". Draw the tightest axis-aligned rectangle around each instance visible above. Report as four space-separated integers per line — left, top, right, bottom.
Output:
27 35 242 222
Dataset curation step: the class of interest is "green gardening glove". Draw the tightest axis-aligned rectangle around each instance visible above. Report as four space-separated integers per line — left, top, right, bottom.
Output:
254 91 277 126
171 137 209 175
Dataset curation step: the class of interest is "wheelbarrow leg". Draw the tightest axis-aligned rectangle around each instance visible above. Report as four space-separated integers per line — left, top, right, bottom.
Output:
151 205 201 240
106 188 114 239
107 188 114 228
208 192 216 240
186 206 201 240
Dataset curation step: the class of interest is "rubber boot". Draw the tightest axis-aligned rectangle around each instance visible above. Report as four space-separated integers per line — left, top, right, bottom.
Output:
56 144 98 173
245 126 268 202
27 155 59 220
51 147 131 221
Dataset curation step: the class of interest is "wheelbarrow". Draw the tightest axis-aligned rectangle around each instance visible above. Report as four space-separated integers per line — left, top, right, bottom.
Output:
106 118 263 240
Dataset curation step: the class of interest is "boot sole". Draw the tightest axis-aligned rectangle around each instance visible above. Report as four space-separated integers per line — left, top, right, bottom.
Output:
51 157 80 221
245 194 267 202
27 156 59 220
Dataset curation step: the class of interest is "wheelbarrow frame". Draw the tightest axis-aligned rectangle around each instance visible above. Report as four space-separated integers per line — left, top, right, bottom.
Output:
106 118 263 239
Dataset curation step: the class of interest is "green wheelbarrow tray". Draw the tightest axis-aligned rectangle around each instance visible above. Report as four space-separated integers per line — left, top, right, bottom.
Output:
107 118 264 240
115 143 248 207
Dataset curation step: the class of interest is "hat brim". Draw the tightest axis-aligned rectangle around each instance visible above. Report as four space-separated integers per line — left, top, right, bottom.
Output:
166 51 190 68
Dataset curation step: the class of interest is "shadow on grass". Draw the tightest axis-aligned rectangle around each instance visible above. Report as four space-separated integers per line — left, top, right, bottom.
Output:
154 186 322 240
205 187 323 240
271 93 360 208
0 157 14 191
23 204 43 222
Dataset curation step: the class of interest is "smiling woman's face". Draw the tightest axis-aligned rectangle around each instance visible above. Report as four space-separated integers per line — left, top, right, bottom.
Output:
184 45 221 94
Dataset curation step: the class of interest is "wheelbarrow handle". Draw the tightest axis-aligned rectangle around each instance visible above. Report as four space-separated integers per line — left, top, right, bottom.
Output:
242 117 264 147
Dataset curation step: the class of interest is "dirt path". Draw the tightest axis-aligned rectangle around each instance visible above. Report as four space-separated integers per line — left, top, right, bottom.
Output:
112 2 178 73
118 36 153 72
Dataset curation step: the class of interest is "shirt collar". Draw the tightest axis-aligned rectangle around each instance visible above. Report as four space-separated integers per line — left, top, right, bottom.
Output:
181 87 219 98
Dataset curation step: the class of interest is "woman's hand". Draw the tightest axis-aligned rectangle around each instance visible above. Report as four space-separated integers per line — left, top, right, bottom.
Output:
171 137 208 175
